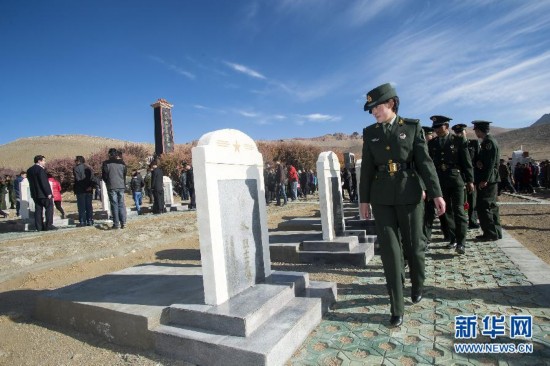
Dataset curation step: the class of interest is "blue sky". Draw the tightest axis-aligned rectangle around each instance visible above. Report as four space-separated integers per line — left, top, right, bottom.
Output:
1 0 550 146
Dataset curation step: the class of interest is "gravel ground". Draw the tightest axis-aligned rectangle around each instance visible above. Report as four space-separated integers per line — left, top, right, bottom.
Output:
0 189 548 365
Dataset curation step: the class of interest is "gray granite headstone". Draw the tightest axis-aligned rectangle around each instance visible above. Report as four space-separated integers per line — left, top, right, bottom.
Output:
193 128 271 305
331 177 344 236
219 179 264 297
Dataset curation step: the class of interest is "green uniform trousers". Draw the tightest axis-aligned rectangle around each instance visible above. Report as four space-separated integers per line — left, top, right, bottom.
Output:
441 185 468 245
467 189 478 226
476 183 502 239
423 199 435 244
372 202 425 316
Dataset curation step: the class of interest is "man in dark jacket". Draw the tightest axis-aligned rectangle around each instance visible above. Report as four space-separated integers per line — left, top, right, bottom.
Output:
184 163 196 210
130 170 145 214
26 155 54 231
73 155 95 226
275 160 287 206
150 161 165 214
179 162 189 201
102 148 127 229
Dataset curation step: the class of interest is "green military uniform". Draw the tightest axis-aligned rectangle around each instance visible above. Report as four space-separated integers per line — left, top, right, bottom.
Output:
472 121 502 240
452 123 481 228
465 139 480 227
421 126 436 247
360 85 442 319
428 117 473 253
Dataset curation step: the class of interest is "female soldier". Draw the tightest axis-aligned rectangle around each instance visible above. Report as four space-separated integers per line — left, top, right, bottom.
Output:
359 83 445 327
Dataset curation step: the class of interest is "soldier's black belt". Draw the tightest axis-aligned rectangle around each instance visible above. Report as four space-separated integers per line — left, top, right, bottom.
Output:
436 163 456 172
376 162 415 173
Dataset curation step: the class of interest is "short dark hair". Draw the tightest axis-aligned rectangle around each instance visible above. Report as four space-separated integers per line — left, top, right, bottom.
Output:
75 155 85 164
108 148 118 157
390 96 400 114
34 155 45 164
19 171 26 175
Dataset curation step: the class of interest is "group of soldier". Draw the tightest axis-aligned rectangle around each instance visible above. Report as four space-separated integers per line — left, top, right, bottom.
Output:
358 82 503 327
422 115 502 255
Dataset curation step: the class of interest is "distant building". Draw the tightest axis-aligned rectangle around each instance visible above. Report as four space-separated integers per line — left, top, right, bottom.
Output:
151 98 175 156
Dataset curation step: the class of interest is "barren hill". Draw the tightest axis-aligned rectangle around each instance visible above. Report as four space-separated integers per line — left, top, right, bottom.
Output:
0 135 153 171
279 126 520 160
497 124 550 160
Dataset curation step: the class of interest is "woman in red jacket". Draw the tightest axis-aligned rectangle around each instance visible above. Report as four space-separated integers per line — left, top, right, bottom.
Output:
47 173 65 219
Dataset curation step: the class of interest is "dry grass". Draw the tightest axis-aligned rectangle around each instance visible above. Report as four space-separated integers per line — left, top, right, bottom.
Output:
0 135 154 171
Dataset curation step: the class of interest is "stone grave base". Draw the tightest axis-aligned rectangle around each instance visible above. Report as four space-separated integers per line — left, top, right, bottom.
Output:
35 264 336 366
270 230 375 266
0 217 71 232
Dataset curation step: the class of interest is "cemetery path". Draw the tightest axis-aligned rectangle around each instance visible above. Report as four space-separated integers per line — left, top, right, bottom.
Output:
0 190 549 365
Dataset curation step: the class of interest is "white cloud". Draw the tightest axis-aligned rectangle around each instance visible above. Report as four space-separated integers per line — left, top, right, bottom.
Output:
149 56 195 80
224 61 266 79
297 113 342 124
353 1 550 126
238 110 259 118
343 0 399 27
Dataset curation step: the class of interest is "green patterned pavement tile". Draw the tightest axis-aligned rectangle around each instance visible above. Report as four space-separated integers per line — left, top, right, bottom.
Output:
289 225 550 365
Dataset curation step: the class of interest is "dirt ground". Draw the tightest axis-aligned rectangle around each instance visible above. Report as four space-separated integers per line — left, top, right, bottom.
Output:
0 189 549 365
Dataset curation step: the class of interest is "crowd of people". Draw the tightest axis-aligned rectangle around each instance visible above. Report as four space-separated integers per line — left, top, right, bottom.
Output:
261 160 361 207
263 161 318 206
0 148 199 230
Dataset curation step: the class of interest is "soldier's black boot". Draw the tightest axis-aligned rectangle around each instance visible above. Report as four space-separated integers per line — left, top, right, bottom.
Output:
411 289 423 304
456 244 465 255
390 315 403 327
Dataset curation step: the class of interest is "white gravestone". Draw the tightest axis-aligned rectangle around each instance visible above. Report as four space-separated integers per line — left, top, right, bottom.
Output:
317 151 345 241
20 178 34 220
100 180 110 213
192 129 272 306
163 176 174 206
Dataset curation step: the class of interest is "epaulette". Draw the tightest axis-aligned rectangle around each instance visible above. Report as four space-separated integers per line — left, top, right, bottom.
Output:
401 118 420 124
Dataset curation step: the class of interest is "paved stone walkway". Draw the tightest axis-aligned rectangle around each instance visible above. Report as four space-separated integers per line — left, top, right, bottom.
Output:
289 225 550 365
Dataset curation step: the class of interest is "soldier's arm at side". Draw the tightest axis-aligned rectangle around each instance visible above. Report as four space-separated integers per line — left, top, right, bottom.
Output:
411 123 442 200
359 127 375 218
459 138 475 192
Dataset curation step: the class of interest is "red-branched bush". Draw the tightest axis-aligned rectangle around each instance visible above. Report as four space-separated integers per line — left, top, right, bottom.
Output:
257 141 327 171
46 157 76 192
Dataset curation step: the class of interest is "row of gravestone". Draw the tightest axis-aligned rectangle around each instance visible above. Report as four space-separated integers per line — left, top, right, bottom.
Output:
34 128 376 366
14 175 181 225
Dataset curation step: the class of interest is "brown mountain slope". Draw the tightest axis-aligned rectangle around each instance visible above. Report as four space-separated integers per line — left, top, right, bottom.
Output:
496 124 550 160
281 126 519 160
0 135 154 171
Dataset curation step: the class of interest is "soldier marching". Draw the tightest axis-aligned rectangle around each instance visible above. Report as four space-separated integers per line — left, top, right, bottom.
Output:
427 116 474 255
